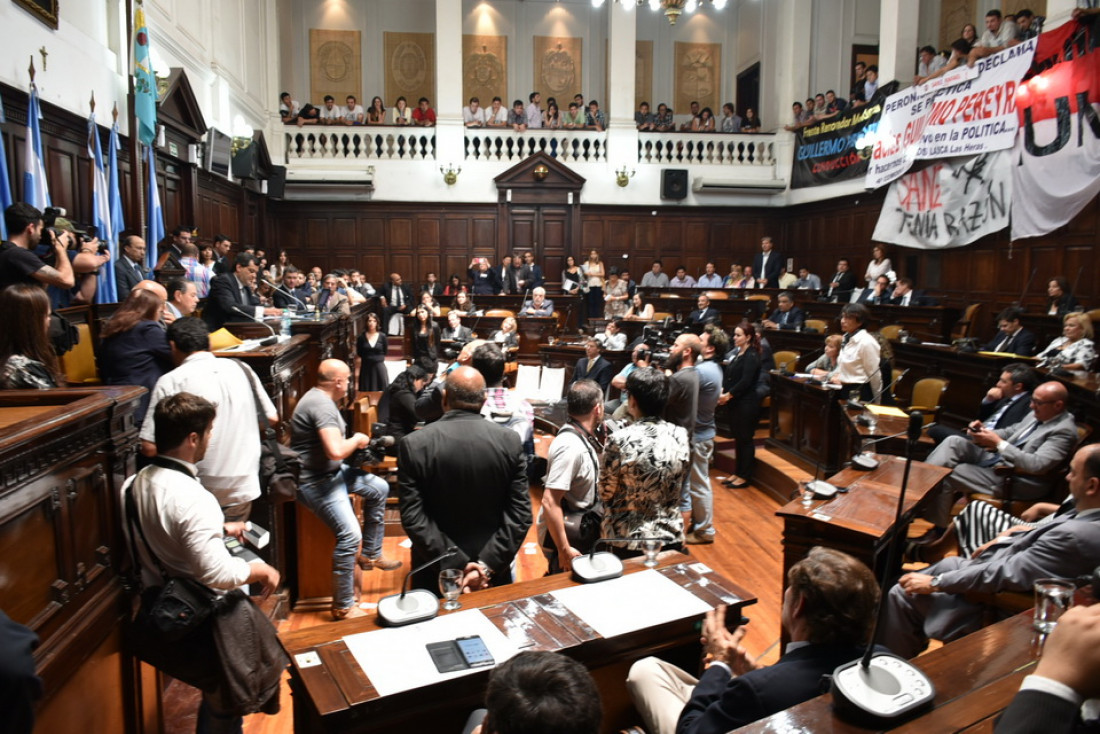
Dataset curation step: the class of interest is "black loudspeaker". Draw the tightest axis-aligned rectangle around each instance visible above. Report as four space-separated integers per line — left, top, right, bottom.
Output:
231 143 257 179
661 169 689 200
267 166 287 199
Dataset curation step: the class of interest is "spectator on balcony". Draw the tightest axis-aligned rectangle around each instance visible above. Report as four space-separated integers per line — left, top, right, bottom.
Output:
969 10 1018 66
811 93 828 120
825 89 847 116
670 267 697 289
1016 9 1041 42
784 101 813 131
698 262 723 288
526 92 544 129
563 102 585 129
463 97 486 128
917 39 973 85
485 97 508 127
318 95 343 124
508 100 528 132
680 100 701 131
279 92 318 127
742 109 762 132
654 103 674 132
366 96 386 125
636 101 656 131
585 101 607 132
545 101 562 129
863 66 879 100
720 103 742 133
391 96 412 125
413 97 436 127
342 95 365 125
850 61 867 102
692 107 716 132
916 46 946 84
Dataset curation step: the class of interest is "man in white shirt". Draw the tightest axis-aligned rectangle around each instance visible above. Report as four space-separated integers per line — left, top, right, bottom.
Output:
342 95 365 125
463 97 486 127
526 91 544 129
641 260 670 288
969 9 1019 66
916 46 946 83
697 262 723 288
486 96 509 127
596 319 627 351
669 266 697 288
318 95 344 124
140 317 278 523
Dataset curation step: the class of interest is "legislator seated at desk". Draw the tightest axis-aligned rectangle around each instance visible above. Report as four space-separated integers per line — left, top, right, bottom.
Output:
570 338 615 393
517 287 553 317
761 291 804 331
928 362 1036 445
853 274 893 306
983 306 1037 357
202 253 280 331
889 277 936 307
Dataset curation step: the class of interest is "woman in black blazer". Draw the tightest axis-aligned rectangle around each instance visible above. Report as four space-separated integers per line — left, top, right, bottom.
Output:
97 288 174 423
1046 276 1080 317
411 304 440 374
720 320 763 489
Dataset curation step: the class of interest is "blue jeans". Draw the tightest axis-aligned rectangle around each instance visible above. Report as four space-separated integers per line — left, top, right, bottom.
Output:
297 464 389 609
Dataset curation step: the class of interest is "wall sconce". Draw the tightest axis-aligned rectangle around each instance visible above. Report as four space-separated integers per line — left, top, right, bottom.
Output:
440 164 461 186
616 167 636 187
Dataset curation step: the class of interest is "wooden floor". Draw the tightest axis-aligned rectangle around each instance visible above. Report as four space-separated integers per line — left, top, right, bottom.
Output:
164 434 788 734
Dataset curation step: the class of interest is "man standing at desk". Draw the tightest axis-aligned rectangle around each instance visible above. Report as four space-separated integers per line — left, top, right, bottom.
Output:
398 366 531 591
884 444 1100 659
628 547 878 734
202 253 280 331
762 291 805 331
752 236 783 289
570 338 614 394
519 286 554 317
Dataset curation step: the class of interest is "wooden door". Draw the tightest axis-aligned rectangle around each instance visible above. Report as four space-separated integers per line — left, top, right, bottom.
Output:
508 205 571 289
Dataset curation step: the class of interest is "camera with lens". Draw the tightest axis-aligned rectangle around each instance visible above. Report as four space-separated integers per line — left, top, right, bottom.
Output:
39 208 103 266
349 424 396 466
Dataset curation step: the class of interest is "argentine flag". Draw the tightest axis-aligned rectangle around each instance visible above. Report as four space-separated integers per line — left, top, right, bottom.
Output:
145 145 164 272
89 112 117 303
23 84 50 211
0 96 12 238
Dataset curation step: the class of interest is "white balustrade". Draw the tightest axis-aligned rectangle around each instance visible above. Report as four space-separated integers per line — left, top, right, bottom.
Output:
463 128 609 164
636 132 777 167
284 125 436 162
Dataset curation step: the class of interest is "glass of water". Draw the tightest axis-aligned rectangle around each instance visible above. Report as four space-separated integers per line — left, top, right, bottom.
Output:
1033 578 1074 633
848 389 861 407
439 568 464 611
800 481 814 508
642 539 662 568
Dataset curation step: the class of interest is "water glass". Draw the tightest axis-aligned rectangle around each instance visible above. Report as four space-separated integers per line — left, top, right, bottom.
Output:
848 389 861 406
1033 578 1074 633
800 481 814 508
642 539 661 568
439 568 463 611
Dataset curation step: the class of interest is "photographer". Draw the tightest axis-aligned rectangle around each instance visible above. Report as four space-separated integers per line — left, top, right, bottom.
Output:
0 203 74 291
39 216 110 307
289 358 400 621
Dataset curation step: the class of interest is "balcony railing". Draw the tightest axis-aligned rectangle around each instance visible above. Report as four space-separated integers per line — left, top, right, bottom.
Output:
463 129 609 163
285 126 436 162
638 132 776 166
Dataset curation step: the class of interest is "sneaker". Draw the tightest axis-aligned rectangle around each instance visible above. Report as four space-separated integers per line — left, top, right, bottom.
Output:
684 531 715 545
358 555 403 571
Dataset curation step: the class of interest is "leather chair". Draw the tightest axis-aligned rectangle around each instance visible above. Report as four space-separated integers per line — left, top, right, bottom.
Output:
772 350 800 374
908 377 948 425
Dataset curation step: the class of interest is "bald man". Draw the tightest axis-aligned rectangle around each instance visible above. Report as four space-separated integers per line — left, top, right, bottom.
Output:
397 365 532 591
291 359 400 620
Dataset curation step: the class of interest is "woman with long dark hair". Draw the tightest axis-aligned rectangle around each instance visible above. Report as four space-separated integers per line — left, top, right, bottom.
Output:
720 321 763 489
98 288 174 420
1046 276 1079 316
0 284 60 389
443 274 464 297
451 289 477 316
356 312 389 392
411 304 440 374
378 364 430 449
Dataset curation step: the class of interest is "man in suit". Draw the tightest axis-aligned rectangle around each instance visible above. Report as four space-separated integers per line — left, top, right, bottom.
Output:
114 235 149 300
397 366 532 590
165 278 198 322
628 547 878 734
884 443 1100 659
762 291 805 331
211 234 232 276
854 274 893 305
751 236 783 289
569 338 614 394
983 307 1037 356
929 363 1037 445
421 272 443 300
494 255 517 295
202 253 279 331
519 286 554 317
380 272 413 335
821 257 858 302
688 294 721 326
441 311 474 345
889 277 934 306
518 251 544 291
918 381 1078 537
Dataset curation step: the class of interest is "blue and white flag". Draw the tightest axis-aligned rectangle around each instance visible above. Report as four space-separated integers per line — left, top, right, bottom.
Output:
23 83 51 211
108 121 125 252
145 145 164 272
89 112 117 303
0 96 13 238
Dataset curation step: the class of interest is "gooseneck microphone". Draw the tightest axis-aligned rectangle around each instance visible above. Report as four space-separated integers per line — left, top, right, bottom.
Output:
571 536 666 583
376 546 461 626
830 410 936 725
232 307 279 346
263 278 310 311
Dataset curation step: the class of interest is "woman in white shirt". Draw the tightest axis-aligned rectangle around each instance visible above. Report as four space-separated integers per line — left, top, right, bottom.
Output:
830 304 882 401
391 96 412 125
863 244 893 285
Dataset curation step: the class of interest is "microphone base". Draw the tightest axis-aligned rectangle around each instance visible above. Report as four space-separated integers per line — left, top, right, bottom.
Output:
571 552 624 584
807 480 838 499
830 653 935 726
376 589 441 626
852 453 880 471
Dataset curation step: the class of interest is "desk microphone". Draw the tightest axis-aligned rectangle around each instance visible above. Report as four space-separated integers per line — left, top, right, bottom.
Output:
830 411 936 726
263 278 310 311
851 423 936 471
232 307 280 346
870 367 909 405
571 536 666 583
376 546 461 626
845 362 884 411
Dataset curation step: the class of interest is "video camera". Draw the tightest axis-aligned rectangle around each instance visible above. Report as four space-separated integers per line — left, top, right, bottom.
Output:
349 424 396 465
39 207 106 266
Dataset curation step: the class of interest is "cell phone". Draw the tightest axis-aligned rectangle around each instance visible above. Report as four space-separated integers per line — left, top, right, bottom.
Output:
455 635 494 667
425 635 495 674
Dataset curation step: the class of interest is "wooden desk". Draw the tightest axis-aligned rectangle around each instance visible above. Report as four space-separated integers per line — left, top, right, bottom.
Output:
406 315 560 365
214 334 311 432
840 408 936 463
767 373 848 476
737 611 1043 733
280 556 755 733
775 455 951 591
538 342 633 395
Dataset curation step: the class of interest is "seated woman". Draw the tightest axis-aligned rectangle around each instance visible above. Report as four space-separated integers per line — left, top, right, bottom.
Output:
419 289 441 317
98 288 174 421
624 293 654 321
1038 312 1096 372
377 364 431 450
492 316 520 356
450 289 478 316
1046 276 1080 317
443 274 465 297
0 284 61 389
313 273 351 315
807 334 844 380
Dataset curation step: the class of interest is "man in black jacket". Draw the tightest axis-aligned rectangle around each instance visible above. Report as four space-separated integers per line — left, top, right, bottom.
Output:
628 547 878 734
398 366 532 590
569 338 614 394
751 236 783 289
983 307 1037 357
202 253 279 331
381 272 413 335
821 257 858 302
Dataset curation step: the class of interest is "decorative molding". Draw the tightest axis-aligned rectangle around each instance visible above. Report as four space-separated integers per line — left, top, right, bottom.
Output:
534 36 583 103
463 35 507 109
384 32 435 110
310 28 362 110
674 42 721 115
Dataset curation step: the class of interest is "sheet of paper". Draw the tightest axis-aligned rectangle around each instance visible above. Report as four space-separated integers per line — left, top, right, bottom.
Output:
539 366 566 401
514 364 542 402
549 569 712 639
342 609 520 696
866 404 908 418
